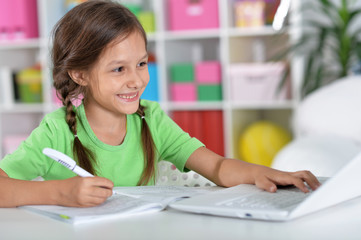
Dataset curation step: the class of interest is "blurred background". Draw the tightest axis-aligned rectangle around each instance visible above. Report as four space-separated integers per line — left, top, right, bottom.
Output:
0 0 361 179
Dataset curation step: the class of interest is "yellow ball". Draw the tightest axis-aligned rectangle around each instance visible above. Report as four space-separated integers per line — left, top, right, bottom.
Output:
239 121 291 167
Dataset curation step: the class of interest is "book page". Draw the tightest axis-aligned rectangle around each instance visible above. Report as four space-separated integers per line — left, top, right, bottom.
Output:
21 186 222 224
114 185 222 205
21 194 163 224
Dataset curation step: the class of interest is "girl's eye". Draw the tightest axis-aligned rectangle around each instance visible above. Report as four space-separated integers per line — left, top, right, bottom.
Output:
113 66 124 72
138 61 147 67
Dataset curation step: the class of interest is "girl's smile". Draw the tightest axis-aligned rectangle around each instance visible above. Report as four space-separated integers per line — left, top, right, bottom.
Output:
117 92 139 102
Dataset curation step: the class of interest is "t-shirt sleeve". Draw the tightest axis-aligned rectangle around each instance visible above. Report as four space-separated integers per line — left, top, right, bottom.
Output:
0 117 58 180
145 101 205 172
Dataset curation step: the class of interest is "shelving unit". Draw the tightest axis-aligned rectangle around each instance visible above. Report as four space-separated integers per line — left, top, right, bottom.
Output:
0 0 298 161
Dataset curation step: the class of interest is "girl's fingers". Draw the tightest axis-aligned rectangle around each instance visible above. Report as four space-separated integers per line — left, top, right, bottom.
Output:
271 170 320 193
256 169 320 193
89 185 113 198
71 177 113 207
75 187 112 207
288 177 309 193
90 176 114 189
255 176 277 193
78 196 109 208
292 170 321 190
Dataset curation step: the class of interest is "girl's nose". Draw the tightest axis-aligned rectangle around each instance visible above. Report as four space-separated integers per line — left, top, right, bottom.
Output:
127 70 144 89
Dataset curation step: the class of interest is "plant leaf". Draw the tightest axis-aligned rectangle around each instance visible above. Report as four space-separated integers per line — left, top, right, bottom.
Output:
276 0 361 97
302 54 317 97
276 62 290 96
348 9 361 25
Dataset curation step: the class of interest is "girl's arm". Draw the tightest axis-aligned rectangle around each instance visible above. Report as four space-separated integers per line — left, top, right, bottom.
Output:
185 147 320 193
0 169 113 208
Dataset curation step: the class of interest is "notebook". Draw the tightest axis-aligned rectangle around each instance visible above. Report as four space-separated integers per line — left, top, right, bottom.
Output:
21 186 220 224
170 151 361 221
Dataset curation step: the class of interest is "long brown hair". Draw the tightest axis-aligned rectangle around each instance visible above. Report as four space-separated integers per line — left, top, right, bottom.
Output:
52 0 156 185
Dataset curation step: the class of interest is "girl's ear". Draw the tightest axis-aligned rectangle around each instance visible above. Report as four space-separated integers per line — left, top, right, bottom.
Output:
68 70 89 86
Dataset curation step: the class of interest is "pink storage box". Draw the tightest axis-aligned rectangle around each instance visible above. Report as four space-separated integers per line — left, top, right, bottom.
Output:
171 83 197 102
229 62 289 102
0 1 11 40
0 0 39 41
168 0 219 31
196 61 221 83
11 0 39 40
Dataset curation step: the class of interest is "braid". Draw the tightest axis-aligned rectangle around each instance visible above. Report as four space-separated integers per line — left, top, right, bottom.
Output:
136 104 156 185
63 92 96 175
65 98 77 134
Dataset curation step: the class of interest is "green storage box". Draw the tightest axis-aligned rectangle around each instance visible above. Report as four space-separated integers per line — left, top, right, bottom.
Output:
198 84 222 101
124 4 142 17
170 63 194 82
138 11 155 33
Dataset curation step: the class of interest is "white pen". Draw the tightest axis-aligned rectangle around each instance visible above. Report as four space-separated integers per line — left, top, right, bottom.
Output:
43 148 116 194
43 148 93 177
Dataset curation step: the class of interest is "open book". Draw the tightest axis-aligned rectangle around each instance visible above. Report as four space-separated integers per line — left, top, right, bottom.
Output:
20 186 221 224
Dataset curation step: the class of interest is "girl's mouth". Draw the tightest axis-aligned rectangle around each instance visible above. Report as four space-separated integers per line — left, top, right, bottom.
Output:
117 92 139 102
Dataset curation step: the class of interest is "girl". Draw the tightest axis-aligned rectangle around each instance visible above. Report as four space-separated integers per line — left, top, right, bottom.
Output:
0 0 319 208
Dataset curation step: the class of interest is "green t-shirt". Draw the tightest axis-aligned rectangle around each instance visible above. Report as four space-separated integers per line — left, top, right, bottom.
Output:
0 100 204 186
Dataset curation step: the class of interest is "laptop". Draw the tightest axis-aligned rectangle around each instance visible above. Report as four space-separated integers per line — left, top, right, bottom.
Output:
169 151 361 221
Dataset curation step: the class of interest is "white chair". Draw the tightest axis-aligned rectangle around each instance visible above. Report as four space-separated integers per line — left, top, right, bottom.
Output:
272 135 360 177
156 160 215 187
272 76 361 176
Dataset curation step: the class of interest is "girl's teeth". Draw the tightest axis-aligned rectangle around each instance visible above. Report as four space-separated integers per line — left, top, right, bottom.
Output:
119 94 136 99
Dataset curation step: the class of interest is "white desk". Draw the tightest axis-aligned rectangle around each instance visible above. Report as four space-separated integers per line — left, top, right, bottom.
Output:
2 197 361 240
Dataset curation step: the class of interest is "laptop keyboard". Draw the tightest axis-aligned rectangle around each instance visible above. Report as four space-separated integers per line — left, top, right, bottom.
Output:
217 187 311 210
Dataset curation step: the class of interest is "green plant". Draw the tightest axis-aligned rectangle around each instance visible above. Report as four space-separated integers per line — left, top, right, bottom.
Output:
284 0 361 97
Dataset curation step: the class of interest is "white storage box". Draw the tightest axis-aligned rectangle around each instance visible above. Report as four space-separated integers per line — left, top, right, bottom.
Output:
229 62 289 102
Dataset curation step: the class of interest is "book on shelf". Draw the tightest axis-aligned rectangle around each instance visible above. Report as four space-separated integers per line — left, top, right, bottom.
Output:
202 110 224 156
20 185 221 224
172 110 224 156
0 67 15 108
0 65 43 106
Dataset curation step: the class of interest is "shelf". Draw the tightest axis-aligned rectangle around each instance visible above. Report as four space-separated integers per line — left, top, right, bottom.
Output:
228 26 288 37
230 101 296 110
0 0 299 159
146 33 157 42
163 29 221 40
166 101 224 111
150 26 284 41
0 38 41 50
0 103 45 113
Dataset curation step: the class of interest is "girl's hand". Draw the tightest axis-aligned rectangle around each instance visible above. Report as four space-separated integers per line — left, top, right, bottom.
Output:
186 147 321 193
251 165 321 193
56 176 114 207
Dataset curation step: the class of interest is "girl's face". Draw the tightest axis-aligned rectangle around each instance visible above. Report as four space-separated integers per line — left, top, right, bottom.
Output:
83 31 149 116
